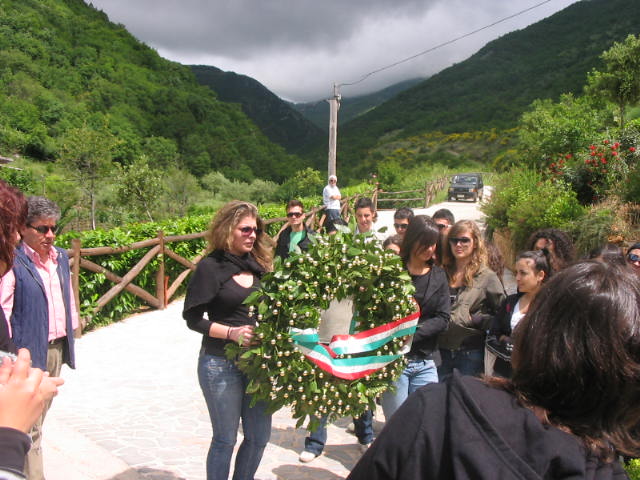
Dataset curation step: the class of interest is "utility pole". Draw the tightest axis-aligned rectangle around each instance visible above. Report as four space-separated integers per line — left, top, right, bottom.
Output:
327 83 341 178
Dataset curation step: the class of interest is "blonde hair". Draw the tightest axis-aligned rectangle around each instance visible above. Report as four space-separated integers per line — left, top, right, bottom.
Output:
442 220 487 287
206 200 274 271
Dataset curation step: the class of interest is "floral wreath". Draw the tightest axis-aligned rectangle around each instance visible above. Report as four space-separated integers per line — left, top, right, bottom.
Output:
226 227 419 427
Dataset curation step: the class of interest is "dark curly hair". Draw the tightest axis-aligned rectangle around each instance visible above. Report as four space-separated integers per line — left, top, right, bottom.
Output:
526 228 575 273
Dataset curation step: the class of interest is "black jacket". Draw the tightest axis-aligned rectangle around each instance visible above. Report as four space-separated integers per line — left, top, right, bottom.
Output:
275 225 314 259
408 265 450 363
0 427 30 479
348 372 627 480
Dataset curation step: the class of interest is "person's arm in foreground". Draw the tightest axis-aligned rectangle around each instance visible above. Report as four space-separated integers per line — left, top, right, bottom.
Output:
0 349 64 479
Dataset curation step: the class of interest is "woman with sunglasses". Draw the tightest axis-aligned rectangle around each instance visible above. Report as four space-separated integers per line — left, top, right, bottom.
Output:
437 220 505 381
183 201 274 480
348 261 640 480
380 216 450 419
627 243 640 275
275 200 314 260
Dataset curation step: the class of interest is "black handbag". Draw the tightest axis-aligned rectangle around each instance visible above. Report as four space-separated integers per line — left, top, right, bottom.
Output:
485 334 513 363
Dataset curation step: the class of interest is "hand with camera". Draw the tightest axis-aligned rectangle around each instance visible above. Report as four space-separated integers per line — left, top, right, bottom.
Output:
0 349 64 433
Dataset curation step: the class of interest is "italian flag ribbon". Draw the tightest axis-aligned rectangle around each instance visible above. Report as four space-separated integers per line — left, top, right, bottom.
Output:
290 311 420 380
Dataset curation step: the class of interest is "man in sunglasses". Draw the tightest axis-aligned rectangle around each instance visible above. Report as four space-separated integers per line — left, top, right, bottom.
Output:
392 207 414 239
0 196 78 480
628 243 640 276
275 200 315 260
432 208 455 235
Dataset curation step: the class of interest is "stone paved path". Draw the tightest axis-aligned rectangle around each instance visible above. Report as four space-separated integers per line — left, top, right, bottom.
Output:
42 194 497 480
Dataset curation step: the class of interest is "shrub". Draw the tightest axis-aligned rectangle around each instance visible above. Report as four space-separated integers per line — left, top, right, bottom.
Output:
483 168 585 250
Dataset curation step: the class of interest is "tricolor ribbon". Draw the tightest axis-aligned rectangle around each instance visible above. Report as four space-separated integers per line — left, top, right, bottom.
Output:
290 311 420 380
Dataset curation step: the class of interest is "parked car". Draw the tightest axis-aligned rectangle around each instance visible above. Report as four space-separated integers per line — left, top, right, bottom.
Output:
448 173 484 202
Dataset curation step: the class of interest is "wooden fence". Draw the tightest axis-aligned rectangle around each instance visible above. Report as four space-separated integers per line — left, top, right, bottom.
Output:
66 189 377 322
374 176 448 210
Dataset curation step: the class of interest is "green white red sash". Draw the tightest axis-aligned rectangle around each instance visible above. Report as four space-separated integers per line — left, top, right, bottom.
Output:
290 311 419 380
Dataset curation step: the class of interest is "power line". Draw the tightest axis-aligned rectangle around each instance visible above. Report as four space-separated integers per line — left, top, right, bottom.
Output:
338 0 553 88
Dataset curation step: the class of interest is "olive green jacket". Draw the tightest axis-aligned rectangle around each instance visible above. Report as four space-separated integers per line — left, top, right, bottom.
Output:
438 265 506 350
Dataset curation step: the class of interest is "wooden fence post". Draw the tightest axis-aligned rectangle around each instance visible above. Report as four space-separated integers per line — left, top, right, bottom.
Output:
71 238 83 334
424 182 430 208
156 230 166 309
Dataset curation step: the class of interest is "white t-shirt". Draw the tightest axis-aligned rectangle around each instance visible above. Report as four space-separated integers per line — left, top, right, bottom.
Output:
323 184 341 210
510 299 526 331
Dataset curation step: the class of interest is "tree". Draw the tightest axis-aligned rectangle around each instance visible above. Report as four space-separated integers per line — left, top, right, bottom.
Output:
58 124 118 229
586 34 640 128
517 94 612 168
116 155 164 222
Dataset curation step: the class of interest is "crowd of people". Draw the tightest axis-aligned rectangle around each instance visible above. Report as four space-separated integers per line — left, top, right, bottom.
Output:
2 174 640 479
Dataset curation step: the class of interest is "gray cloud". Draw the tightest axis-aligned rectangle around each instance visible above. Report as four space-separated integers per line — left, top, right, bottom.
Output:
89 0 579 101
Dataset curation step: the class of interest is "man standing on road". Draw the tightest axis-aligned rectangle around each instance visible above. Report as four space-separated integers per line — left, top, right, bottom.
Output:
323 175 342 231
0 196 78 480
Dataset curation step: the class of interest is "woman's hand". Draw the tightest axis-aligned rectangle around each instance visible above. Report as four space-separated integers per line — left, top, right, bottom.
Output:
0 348 64 433
228 325 256 347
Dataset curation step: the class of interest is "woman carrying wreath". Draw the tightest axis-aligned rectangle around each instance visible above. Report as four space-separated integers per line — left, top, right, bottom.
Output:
183 201 274 480
438 220 505 381
380 215 450 419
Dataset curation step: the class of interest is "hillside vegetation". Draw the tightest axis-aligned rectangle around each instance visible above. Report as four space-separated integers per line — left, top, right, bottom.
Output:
292 78 425 130
0 0 299 182
321 0 640 179
191 65 323 154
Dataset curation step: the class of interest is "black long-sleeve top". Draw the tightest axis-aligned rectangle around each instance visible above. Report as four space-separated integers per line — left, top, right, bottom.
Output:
183 250 261 356
408 265 450 364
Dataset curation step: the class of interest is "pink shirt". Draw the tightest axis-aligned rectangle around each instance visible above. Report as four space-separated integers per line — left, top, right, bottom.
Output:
0 244 79 340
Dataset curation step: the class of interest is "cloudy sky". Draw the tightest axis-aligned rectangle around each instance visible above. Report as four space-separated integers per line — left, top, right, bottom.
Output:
88 0 579 102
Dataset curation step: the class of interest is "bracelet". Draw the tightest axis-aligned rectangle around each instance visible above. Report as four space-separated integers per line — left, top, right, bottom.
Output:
226 327 232 340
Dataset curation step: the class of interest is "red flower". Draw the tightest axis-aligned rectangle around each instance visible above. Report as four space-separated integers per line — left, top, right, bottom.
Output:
601 158 607 164
591 151 597 156
604 140 610 145
630 147 637 153
565 154 572 159
612 151 618 156
589 145 596 150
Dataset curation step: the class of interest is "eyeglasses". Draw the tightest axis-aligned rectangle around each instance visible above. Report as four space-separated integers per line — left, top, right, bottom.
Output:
287 212 303 218
393 223 408 230
238 226 262 235
629 253 640 263
28 224 58 234
449 237 472 245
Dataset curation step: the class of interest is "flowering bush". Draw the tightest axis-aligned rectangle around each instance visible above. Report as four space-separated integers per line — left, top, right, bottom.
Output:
543 139 636 205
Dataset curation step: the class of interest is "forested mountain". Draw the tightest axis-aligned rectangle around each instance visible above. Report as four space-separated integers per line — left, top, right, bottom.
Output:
320 0 640 177
190 65 323 154
291 78 425 130
0 0 301 182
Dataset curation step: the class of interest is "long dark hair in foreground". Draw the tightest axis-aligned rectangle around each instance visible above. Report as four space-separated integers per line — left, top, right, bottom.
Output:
492 261 640 460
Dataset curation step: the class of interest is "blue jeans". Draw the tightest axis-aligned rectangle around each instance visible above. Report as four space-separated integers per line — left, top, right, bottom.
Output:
381 359 438 420
198 354 272 480
437 348 484 382
304 410 373 455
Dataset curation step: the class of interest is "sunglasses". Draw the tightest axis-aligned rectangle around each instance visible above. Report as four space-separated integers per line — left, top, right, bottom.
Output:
238 226 262 235
435 223 449 230
28 224 58 234
393 223 408 230
287 212 303 218
629 253 640 263
449 237 472 245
